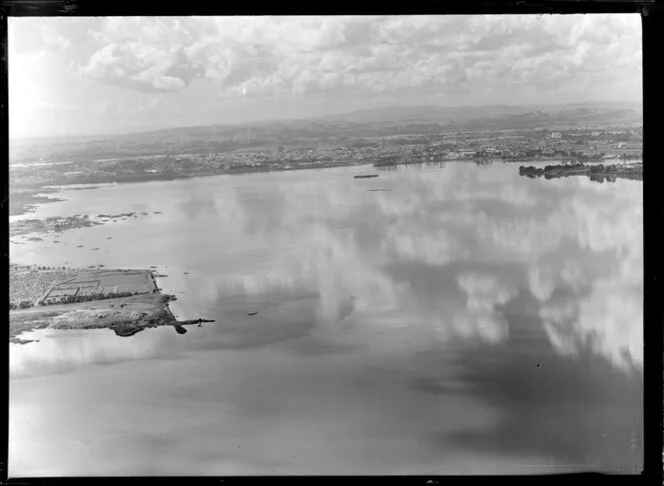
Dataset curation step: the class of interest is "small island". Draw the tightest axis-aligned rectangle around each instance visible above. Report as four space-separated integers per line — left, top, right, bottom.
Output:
518 162 642 182
10 214 103 239
9 265 214 343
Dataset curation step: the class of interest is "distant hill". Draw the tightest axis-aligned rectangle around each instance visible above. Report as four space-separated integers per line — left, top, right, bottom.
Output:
314 104 526 124
451 104 642 131
312 101 642 125
9 101 642 165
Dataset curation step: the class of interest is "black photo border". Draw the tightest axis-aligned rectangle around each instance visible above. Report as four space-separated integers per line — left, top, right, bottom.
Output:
0 1 661 485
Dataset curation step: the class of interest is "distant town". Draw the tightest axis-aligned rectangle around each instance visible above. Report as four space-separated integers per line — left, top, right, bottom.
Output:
10 125 641 186
8 103 643 217
123 125 642 172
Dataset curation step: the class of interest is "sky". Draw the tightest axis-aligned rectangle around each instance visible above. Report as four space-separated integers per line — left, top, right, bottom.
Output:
8 14 643 139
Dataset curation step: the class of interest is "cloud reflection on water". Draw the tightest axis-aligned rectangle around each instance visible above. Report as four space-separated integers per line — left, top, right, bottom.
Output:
9 163 642 475
236 163 642 371
11 163 642 376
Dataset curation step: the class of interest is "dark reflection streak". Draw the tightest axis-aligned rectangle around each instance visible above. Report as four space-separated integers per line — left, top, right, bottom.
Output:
417 289 642 472
179 195 217 220
275 335 363 357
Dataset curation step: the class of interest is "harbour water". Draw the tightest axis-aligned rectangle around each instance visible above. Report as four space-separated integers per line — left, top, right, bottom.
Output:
9 162 643 475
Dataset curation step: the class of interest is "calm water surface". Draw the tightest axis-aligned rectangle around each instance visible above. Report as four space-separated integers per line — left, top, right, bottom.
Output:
9 162 643 475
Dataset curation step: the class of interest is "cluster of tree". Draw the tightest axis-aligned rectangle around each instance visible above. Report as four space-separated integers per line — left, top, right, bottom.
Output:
518 165 538 175
544 163 585 171
588 175 616 183
519 163 586 177
588 164 623 173
9 301 34 310
590 164 608 173
39 291 138 306
619 153 642 160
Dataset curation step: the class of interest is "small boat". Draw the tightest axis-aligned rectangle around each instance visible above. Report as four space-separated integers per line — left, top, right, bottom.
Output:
354 174 379 179
248 312 258 316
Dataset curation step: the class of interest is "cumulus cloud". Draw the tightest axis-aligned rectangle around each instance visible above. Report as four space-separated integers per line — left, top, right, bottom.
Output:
68 14 641 100
74 41 200 93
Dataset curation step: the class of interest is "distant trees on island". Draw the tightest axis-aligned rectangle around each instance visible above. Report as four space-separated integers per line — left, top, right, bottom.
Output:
518 162 642 182
519 163 585 175
372 149 627 166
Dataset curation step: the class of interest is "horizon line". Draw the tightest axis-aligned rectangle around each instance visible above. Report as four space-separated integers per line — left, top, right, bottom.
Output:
10 99 642 142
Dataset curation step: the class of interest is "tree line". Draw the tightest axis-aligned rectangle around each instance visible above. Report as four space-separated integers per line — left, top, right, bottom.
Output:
39 291 138 306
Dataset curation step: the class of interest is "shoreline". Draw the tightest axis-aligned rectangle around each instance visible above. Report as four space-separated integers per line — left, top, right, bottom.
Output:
9 158 643 240
9 267 215 343
518 162 643 182
10 156 640 218
9 161 368 217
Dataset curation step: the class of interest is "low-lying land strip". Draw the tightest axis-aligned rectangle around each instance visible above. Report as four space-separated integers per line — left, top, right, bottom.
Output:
518 162 643 182
10 212 148 237
10 214 103 238
9 267 214 343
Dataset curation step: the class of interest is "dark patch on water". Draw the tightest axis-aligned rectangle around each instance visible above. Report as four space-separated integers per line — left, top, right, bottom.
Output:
420 290 642 472
277 334 363 357
179 196 218 220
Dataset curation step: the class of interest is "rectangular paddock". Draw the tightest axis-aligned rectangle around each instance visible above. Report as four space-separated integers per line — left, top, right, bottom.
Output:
48 270 156 298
